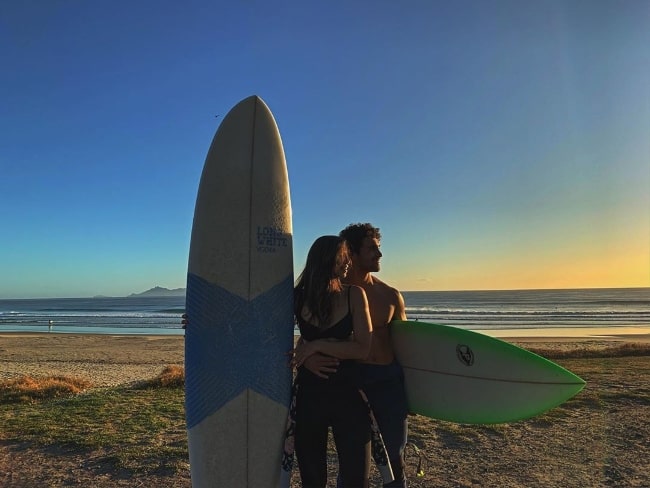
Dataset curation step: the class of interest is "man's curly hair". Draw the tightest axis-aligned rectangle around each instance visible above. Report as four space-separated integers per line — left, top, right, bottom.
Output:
339 223 381 255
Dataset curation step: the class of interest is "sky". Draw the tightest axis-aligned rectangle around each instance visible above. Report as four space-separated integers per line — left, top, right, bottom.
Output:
1 1 649 299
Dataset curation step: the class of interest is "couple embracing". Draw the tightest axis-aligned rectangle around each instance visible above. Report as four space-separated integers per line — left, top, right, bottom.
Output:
287 223 409 488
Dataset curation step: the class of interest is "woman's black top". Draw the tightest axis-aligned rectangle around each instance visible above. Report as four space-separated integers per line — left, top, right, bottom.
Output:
295 287 359 386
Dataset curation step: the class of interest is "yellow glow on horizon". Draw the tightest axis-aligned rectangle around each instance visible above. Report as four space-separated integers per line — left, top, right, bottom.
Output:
386 241 649 291
381 189 649 292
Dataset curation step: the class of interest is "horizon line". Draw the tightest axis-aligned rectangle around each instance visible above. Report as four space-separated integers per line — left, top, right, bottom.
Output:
1 285 649 301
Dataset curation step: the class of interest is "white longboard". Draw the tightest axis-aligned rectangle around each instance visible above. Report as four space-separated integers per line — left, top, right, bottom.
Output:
185 96 294 487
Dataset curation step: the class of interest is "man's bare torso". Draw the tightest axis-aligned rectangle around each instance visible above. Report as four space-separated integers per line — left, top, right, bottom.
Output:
358 277 406 364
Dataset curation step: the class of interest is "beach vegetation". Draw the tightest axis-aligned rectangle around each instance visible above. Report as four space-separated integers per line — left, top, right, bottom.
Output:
0 375 93 403
136 365 185 389
525 342 650 359
0 367 187 475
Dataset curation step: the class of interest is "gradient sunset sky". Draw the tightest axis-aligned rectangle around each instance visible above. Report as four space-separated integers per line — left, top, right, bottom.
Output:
1 1 648 298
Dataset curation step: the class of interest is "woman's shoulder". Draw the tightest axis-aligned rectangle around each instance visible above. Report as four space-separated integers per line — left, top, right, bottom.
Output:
344 284 369 304
343 283 364 293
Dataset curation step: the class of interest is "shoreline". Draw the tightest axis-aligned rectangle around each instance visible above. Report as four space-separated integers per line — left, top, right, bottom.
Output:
1 325 649 341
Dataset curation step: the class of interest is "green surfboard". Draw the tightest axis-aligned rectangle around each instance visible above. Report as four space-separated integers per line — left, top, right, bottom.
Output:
391 320 586 424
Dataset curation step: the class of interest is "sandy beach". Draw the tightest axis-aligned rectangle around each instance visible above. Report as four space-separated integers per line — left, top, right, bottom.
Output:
2 327 647 386
1 330 648 487
0 334 185 388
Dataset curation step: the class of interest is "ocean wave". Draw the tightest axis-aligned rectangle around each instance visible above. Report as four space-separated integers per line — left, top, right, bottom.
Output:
1 289 647 334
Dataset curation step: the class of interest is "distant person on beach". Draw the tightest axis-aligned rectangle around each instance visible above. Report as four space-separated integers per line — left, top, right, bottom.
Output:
289 235 374 488
303 223 409 488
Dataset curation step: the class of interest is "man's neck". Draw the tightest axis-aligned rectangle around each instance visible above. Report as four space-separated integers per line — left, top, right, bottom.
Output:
345 268 374 287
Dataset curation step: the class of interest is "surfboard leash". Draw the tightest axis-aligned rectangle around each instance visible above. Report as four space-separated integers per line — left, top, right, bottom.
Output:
404 441 429 477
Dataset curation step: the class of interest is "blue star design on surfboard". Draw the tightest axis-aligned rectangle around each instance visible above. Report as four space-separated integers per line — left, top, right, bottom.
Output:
184 273 294 429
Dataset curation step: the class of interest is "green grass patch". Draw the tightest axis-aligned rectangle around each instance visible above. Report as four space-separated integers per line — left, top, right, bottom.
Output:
0 368 188 474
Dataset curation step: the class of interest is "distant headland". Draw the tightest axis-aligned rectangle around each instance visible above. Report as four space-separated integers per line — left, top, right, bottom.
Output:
128 286 186 298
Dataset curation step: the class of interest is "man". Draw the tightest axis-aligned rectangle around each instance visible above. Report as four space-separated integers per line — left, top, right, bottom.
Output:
304 223 409 487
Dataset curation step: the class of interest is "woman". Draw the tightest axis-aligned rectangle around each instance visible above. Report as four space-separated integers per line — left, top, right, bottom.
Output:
291 235 373 488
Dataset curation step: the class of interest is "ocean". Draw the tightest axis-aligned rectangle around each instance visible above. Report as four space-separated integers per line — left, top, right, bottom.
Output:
0 288 648 335
0 296 186 335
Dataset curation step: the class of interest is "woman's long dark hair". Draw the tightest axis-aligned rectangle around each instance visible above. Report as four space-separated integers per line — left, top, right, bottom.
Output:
294 235 349 327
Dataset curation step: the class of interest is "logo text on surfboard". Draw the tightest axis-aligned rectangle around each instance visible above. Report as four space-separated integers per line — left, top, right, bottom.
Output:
256 226 290 253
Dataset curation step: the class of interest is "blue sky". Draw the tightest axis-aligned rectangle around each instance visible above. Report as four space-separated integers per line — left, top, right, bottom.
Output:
1 1 649 298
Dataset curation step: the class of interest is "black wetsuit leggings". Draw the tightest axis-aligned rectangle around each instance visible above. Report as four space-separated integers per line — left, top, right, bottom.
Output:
294 382 371 488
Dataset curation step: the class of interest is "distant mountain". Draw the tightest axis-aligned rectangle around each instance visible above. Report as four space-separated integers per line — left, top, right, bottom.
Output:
129 286 186 297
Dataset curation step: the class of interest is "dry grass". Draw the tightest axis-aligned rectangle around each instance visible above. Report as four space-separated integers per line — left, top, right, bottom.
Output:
0 375 93 403
137 365 185 388
525 341 650 359
0 365 185 404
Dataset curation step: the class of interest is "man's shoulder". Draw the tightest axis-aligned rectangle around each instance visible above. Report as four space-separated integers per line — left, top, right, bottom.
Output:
371 275 396 290
370 277 402 299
